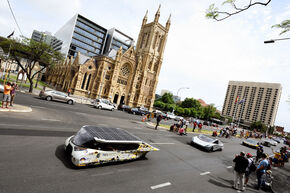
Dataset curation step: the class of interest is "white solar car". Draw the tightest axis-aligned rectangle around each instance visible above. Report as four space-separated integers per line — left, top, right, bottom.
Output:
64 126 159 167
191 134 224 152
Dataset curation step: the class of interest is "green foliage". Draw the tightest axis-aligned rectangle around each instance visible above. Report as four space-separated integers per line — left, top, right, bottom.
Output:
272 20 290 35
203 104 216 120
222 0 235 6
268 126 275 135
160 92 175 104
154 101 166 109
181 98 201 109
250 121 267 133
205 4 219 19
0 37 63 92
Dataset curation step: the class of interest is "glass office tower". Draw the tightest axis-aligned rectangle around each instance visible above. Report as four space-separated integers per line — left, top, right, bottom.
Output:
55 14 107 58
55 14 134 58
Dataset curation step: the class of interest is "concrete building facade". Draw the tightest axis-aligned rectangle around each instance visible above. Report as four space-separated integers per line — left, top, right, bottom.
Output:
45 7 171 110
222 81 282 127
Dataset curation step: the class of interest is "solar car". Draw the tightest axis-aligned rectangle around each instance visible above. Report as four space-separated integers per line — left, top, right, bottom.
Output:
242 139 260 148
191 134 224 152
64 126 159 167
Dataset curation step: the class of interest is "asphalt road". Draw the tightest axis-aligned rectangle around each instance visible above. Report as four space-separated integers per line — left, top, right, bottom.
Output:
0 93 289 193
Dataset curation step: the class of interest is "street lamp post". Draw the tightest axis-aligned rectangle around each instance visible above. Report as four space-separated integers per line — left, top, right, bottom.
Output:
176 87 189 97
264 37 290 44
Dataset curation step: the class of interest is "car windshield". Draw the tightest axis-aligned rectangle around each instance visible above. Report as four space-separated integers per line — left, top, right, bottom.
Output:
73 127 94 146
198 135 214 143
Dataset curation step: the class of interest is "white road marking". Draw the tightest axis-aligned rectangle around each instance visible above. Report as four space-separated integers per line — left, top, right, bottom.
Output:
91 171 114 177
226 166 233 168
150 182 172 190
41 118 60 122
150 143 175 145
200 171 211 175
134 127 142 130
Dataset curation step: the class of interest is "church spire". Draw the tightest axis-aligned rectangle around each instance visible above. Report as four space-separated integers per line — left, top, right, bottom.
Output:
154 4 161 23
142 10 148 26
166 14 171 30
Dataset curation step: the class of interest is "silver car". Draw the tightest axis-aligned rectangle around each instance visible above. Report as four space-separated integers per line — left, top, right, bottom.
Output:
39 90 75 105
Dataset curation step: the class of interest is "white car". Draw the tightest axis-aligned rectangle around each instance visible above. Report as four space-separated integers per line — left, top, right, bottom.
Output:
64 126 159 167
191 134 224 152
166 112 176 119
94 98 114 111
262 139 278 146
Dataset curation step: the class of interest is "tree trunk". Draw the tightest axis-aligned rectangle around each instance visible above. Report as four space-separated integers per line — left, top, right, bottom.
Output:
28 78 34 93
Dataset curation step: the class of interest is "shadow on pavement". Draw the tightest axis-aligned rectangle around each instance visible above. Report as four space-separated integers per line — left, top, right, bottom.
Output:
0 128 74 137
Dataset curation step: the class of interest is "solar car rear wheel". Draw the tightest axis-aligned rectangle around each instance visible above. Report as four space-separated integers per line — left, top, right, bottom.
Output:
65 145 72 155
67 100 73 105
46 96 52 101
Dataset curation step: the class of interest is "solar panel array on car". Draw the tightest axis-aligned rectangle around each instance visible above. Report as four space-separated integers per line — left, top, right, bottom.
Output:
83 126 142 142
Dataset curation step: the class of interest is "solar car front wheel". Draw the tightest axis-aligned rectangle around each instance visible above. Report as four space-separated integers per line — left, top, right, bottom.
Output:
46 96 52 101
67 100 73 105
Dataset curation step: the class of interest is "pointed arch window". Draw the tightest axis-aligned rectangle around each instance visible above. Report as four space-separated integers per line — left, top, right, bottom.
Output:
86 74 91 90
81 73 87 89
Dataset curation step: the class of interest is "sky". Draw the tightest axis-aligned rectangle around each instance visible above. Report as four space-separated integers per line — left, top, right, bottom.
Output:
0 0 289 131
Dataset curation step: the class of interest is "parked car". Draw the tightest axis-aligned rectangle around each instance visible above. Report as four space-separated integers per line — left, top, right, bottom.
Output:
0 84 4 92
191 134 224 152
39 90 75 105
203 121 209 126
94 98 114 111
129 108 146 115
262 139 277 146
118 104 131 112
271 137 281 143
174 116 183 121
138 107 150 115
242 139 259 149
64 125 159 167
166 112 176 119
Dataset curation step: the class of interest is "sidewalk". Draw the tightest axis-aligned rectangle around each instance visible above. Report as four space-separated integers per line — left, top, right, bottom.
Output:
0 104 32 113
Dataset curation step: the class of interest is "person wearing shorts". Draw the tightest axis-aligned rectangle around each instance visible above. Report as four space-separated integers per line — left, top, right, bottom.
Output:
2 82 12 108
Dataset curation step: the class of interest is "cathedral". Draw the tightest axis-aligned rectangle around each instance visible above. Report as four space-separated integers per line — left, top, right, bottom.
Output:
45 7 171 110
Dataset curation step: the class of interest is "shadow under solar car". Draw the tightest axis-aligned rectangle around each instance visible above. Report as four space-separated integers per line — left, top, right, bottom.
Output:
64 126 159 167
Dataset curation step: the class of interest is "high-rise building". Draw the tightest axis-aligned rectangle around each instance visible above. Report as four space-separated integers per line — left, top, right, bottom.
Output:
46 6 171 110
54 14 134 58
222 81 282 127
31 30 62 51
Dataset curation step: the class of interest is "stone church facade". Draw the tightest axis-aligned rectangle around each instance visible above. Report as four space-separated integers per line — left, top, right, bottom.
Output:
45 7 170 110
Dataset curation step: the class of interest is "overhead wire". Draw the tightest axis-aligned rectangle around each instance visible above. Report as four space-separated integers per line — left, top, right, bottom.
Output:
6 0 23 36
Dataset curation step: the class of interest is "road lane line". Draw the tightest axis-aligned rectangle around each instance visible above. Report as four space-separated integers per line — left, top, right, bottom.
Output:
91 171 114 177
150 182 171 190
150 142 175 145
200 171 211 175
41 118 60 122
226 166 232 168
31 105 46 109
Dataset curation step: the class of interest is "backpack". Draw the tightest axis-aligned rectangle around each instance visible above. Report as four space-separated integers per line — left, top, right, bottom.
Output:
249 161 257 171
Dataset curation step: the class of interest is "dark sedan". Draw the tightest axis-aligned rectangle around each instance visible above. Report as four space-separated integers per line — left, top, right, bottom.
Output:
118 104 131 112
129 108 146 115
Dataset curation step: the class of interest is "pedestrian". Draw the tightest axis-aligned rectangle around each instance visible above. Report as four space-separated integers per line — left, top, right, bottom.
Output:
193 121 197 132
10 83 17 106
2 82 12 109
256 153 269 190
68 88 71 96
185 119 189 134
198 122 202 132
233 151 249 191
155 114 162 130
244 153 255 187
256 145 264 163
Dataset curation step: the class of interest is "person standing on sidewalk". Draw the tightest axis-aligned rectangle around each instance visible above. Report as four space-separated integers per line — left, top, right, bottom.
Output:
198 122 202 132
10 83 17 106
244 153 255 186
233 151 249 191
155 114 162 130
193 121 197 132
2 82 12 109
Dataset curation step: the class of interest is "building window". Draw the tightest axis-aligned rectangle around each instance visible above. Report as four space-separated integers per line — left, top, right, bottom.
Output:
86 74 91 90
81 73 87 89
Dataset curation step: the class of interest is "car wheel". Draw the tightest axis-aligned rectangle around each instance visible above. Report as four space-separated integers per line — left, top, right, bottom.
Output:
210 147 214 152
99 106 102 109
46 96 52 101
67 100 73 105
111 108 114 111
133 112 136 115
65 145 72 155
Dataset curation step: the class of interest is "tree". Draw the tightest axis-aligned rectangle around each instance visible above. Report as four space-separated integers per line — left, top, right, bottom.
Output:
160 92 175 104
250 121 267 133
203 104 216 120
181 98 201 109
206 0 289 35
0 37 63 92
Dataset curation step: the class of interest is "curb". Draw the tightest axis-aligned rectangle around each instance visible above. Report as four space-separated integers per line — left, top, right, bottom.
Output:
0 105 32 113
